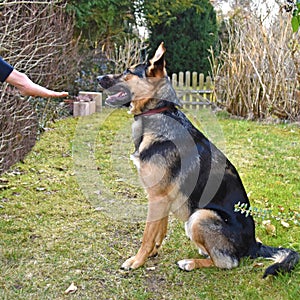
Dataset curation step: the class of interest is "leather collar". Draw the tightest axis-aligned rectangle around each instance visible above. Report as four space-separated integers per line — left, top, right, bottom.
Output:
134 106 171 118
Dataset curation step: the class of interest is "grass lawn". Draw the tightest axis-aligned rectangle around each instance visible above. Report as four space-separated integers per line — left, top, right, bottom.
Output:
0 108 299 299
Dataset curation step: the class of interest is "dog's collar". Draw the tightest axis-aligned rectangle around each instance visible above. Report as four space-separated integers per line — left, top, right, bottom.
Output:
134 106 171 118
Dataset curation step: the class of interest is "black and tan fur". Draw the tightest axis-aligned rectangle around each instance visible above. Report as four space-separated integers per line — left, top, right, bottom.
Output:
97 43 299 277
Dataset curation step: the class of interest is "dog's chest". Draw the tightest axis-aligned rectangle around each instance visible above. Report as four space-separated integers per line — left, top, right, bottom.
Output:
131 118 157 170
131 118 143 170
130 152 140 170
132 118 143 151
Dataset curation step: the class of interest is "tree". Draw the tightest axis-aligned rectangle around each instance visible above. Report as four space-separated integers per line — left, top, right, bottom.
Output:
66 0 142 92
209 7 300 120
139 0 218 75
67 0 137 48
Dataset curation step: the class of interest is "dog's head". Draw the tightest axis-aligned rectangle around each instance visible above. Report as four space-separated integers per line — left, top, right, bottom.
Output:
97 42 181 115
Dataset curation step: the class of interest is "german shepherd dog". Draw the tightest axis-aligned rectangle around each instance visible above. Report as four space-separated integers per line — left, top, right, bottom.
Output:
97 43 299 277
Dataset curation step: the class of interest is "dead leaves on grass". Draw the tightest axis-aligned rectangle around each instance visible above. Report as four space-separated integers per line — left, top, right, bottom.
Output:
64 282 78 294
262 220 276 236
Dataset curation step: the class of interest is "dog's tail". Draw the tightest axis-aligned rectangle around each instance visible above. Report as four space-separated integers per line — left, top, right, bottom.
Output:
255 243 299 278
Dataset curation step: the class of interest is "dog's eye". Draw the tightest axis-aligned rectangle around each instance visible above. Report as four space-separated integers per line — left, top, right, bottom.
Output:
123 66 146 78
123 69 133 76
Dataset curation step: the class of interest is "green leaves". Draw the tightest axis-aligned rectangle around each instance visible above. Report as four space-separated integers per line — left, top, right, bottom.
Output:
291 16 299 32
144 0 218 75
67 0 136 43
234 202 300 227
291 0 300 32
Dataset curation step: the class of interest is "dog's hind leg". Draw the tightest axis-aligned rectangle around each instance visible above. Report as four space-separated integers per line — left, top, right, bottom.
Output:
178 209 239 271
177 258 214 271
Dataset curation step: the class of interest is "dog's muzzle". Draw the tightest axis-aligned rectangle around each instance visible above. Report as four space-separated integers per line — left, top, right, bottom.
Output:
97 76 132 107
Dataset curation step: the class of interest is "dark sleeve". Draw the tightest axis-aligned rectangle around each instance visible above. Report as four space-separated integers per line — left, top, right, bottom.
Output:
0 57 14 82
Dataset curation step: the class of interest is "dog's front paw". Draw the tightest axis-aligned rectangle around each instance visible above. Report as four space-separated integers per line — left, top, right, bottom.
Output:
177 259 195 271
121 256 144 270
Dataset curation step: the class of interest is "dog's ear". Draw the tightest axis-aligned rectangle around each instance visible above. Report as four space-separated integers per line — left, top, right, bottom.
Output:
150 42 166 65
147 42 167 77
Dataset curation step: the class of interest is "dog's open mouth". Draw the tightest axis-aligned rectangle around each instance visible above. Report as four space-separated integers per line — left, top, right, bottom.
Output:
105 84 131 107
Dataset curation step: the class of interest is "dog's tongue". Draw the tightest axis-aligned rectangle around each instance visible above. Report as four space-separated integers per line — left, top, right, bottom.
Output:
105 90 130 107
107 91 126 101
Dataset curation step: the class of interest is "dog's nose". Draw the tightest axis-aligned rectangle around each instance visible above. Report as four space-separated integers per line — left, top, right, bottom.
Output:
97 75 103 83
97 75 108 89
97 75 114 89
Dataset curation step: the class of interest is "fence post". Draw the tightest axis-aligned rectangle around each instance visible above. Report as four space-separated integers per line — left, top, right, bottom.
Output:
179 72 184 88
199 73 204 90
192 72 198 89
172 73 177 88
206 76 212 101
192 72 198 109
185 71 191 108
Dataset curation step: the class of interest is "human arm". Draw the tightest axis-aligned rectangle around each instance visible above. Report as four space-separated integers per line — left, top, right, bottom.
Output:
0 57 68 98
5 69 68 98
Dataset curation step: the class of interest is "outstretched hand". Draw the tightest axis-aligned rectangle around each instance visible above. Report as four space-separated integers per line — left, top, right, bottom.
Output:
6 69 69 98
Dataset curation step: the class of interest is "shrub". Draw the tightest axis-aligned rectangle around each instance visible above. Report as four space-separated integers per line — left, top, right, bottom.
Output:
0 0 77 173
210 10 300 121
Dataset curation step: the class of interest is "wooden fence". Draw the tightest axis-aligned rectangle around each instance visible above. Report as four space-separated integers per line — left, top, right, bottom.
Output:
171 71 214 109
